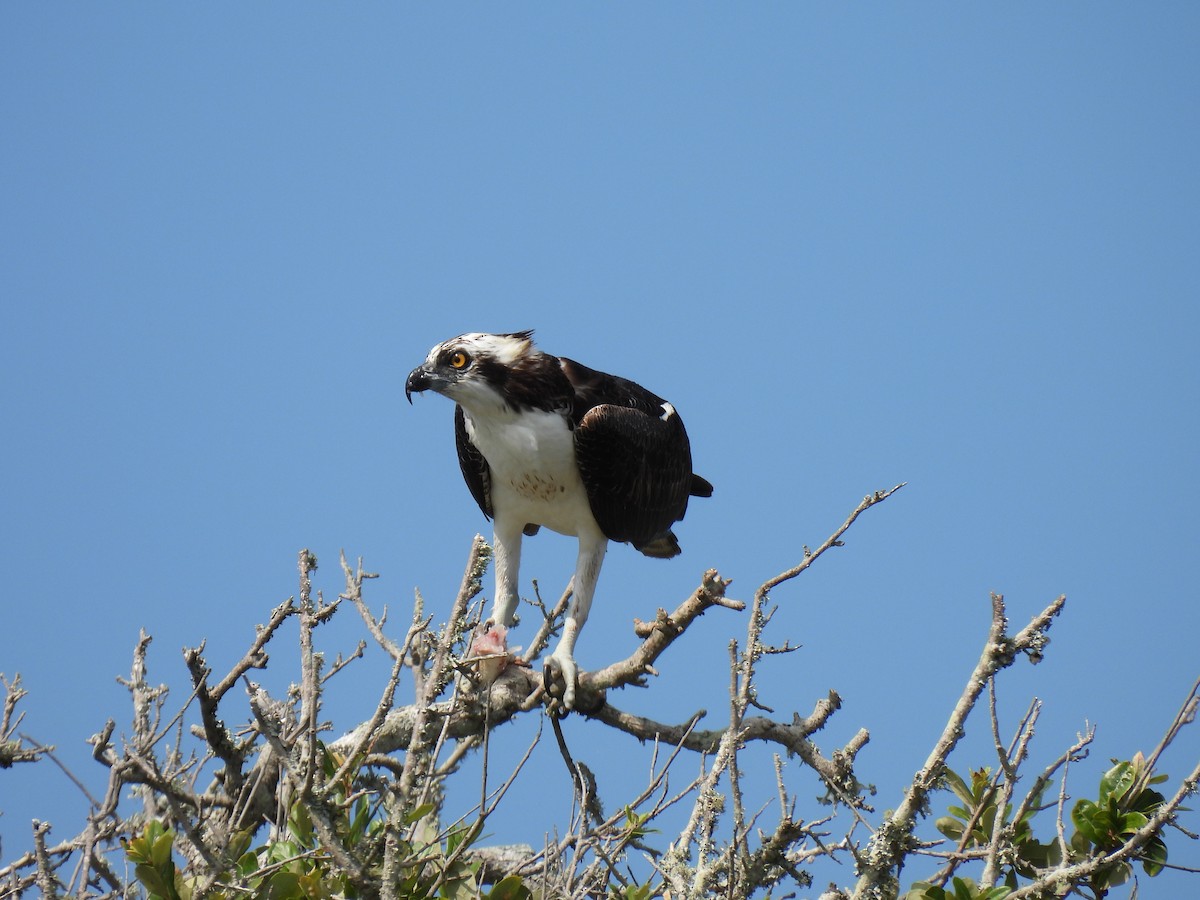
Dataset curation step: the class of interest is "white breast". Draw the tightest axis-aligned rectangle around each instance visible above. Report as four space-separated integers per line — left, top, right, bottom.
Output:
462 408 600 537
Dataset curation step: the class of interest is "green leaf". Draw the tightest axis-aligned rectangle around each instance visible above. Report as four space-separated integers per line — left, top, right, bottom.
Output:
298 869 332 897
265 870 303 900
237 847 261 879
979 804 997 834
266 839 301 866
945 876 1011 900
226 829 253 863
446 819 484 855
936 816 965 840
320 742 339 779
1070 829 1093 855
404 802 437 825
1132 787 1167 816
150 830 176 869
349 796 373 841
1141 834 1168 876
1094 860 1132 892
486 875 532 900
124 837 151 865
137 820 167 845
621 805 658 839
288 802 315 848
1015 836 1061 874
1120 810 1149 834
943 768 974 806
1098 761 1135 804
134 862 177 900
1071 798 1104 845
440 872 479 900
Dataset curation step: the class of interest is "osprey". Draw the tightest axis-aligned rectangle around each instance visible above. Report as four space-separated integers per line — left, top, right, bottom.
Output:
406 330 712 709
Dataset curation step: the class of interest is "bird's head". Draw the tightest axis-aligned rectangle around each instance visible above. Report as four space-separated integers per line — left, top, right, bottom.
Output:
405 330 536 409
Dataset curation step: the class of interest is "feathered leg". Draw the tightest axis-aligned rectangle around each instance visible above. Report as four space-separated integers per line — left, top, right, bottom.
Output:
489 517 524 627
470 518 524 683
546 530 608 709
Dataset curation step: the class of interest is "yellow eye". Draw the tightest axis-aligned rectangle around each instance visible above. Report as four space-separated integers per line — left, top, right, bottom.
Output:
449 350 470 369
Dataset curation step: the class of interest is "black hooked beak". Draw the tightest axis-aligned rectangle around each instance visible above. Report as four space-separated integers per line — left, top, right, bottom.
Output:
405 366 432 404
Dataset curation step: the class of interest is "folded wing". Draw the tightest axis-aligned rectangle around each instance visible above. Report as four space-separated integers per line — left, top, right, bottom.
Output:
562 357 710 557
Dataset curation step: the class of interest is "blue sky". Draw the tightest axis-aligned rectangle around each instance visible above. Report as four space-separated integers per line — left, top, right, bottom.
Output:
2 4 1197 894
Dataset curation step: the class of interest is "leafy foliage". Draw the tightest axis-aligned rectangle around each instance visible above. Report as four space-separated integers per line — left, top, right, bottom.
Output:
124 745 533 900
1069 755 1171 893
905 876 1012 900
933 765 1059 887
911 753 1179 900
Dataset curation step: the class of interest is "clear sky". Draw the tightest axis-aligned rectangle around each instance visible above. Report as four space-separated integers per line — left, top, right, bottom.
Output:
2 4 1197 895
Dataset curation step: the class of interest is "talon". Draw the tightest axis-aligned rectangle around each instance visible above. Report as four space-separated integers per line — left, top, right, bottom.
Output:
544 649 579 711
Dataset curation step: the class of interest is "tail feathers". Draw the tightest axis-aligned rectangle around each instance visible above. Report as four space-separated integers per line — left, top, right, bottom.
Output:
633 476 710 558
636 530 682 559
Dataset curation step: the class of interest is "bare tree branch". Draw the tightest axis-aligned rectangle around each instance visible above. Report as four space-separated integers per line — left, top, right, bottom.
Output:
3 485 1196 900
851 592 1066 900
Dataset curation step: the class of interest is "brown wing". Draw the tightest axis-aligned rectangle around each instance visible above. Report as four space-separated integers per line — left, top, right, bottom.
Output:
455 405 492 519
573 403 697 553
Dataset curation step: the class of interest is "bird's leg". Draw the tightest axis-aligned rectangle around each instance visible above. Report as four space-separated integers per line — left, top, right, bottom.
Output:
546 532 607 710
488 518 524 628
470 519 523 679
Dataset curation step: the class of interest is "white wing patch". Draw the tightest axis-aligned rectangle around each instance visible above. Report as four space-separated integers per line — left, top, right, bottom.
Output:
660 401 677 422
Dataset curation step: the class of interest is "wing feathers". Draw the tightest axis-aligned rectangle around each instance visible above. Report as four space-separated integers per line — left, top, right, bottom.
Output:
455 405 493 519
573 402 697 554
558 355 710 555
